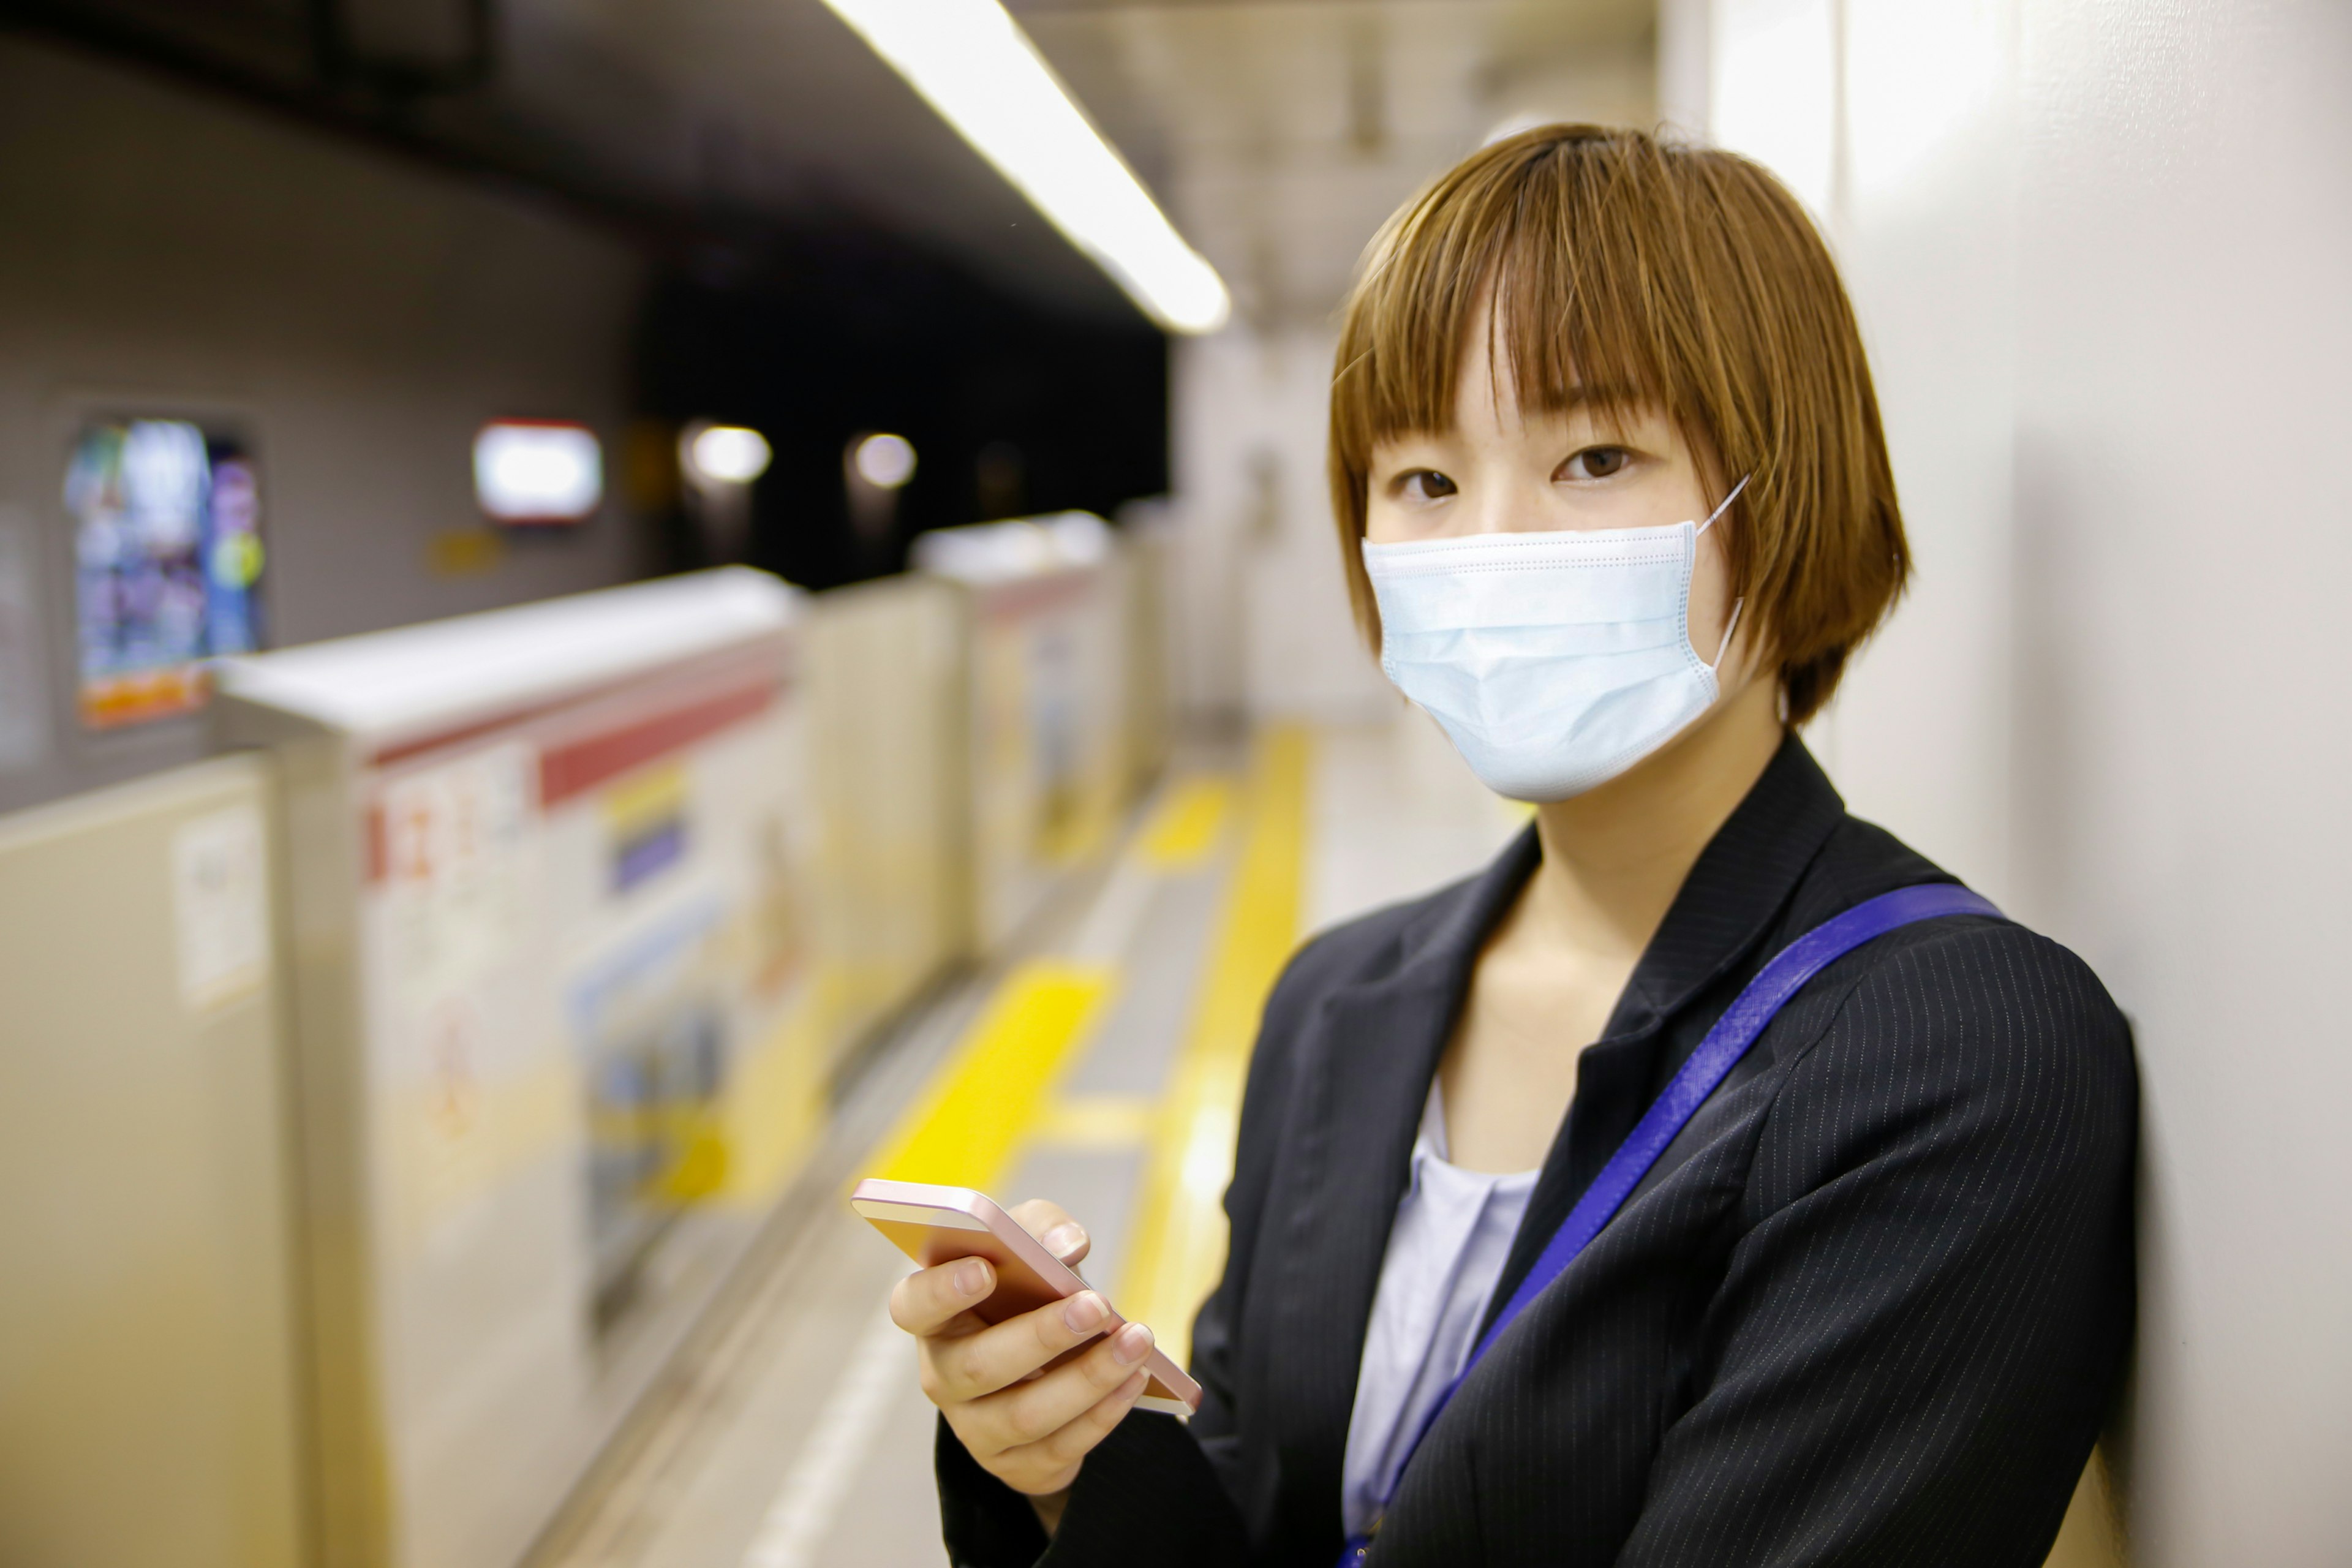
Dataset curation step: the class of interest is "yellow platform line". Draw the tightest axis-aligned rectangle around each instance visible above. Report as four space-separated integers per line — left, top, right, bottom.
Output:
864 960 1117 1191
1137 776 1233 872
1030 1093 1158 1152
857 764 1238 1196
1117 727 1310 1366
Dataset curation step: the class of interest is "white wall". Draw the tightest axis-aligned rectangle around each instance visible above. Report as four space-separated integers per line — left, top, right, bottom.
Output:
1692 2 2352 1561
1169 326 1392 725
0 36 646 813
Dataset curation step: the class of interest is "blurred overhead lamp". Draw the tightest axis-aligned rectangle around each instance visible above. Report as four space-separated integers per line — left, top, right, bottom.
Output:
687 424 772 486
475 420 602 525
817 0 1231 335
853 433 917 490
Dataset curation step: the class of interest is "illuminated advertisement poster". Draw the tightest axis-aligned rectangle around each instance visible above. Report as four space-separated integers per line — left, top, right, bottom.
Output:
65 418 265 729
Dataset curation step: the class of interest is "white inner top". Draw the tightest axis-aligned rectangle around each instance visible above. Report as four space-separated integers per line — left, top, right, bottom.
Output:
1340 1080 1540 1540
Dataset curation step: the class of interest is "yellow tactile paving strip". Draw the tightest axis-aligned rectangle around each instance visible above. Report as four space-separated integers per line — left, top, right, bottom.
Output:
1137 775 1232 870
858 728 1308 1370
864 960 1118 1191
1031 1093 1159 1151
1117 726 1308 1366
855 748 1264 1193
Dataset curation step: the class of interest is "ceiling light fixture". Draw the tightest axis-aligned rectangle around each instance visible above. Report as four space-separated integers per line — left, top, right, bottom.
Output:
687 424 773 486
816 0 1231 334
853 432 918 489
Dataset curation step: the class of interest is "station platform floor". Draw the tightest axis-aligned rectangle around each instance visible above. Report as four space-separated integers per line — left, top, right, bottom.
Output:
521 716 1524 1568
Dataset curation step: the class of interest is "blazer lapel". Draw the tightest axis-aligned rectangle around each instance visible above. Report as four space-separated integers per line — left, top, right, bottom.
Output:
1479 734 1850 1331
1260 830 1540 1506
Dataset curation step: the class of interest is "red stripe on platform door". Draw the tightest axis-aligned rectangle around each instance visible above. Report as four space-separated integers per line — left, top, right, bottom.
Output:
538 682 777 807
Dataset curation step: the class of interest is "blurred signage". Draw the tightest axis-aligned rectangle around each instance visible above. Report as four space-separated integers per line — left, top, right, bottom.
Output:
546 679 812 1329
603 763 689 894
474 420 603 526
65 418 266 730
171 803 270 1011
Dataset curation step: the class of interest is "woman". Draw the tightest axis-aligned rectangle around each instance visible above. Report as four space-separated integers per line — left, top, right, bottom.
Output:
892 125 2135 1567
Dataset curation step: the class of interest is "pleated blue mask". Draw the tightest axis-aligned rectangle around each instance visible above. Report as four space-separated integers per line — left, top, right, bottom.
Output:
1363 478 1748 802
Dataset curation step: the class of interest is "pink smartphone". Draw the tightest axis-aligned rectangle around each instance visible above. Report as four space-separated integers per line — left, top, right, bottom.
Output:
851 1177 1204 1419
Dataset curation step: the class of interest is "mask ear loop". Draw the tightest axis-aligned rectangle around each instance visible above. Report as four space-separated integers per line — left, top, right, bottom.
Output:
1711 598 1746 671
1694 472 1751 538
1696 475 1752 673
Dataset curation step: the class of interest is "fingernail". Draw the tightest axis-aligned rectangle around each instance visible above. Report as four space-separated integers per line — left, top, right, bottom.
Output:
1111 1322 1153 1365
1043 1223 1086 1258
1063 1291 1106 1333
954 1260 988 1297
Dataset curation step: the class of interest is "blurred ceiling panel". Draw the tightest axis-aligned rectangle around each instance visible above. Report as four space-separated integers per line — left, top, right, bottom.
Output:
1012 0 1659 328
8 0 1129 315
7 0 1656 328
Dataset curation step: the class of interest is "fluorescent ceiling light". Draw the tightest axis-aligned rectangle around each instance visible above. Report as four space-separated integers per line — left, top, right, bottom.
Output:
819 0 1231 334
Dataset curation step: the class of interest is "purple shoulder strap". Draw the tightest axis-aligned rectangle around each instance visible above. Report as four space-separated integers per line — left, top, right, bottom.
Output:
1343 881 2002 1566
1467 881 2002 1368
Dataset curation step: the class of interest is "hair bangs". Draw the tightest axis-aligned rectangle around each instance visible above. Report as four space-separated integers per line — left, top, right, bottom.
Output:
1334 145 1678 473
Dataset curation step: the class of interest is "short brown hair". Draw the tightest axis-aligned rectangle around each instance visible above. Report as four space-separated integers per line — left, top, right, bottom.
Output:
1328 124 1905 725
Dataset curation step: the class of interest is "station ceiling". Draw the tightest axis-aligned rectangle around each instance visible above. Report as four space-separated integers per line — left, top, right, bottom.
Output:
13 0 1657 328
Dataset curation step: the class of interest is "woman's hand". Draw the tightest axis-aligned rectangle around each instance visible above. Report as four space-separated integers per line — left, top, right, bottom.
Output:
889 1199 1156 1523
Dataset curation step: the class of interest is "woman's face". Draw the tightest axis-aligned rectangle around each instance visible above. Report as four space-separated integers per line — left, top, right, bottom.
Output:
1365 324 1749 681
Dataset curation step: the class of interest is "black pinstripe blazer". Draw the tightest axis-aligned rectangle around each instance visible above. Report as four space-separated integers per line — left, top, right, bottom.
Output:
940 736 2136 1567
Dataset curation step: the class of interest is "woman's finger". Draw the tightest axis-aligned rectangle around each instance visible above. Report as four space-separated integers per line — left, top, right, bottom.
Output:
1008 1199 1090 1267
889 1256 996 1336
929 1289 1123 1406
960 1321 1156 1453
1009 1367 1148 1476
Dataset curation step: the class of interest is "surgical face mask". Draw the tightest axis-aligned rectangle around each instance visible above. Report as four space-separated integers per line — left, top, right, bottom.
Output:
1362 478 1749 803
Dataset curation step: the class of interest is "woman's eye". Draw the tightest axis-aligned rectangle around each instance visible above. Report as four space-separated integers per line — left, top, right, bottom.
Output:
1559 446 1632 481
1398 470 1458 502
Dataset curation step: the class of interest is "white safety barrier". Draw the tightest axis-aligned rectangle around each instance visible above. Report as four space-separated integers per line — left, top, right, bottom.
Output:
1118 516 1177 797
803 571 970 1073
216 570 827 1568
147 530 1167 1568
915 513 1133 952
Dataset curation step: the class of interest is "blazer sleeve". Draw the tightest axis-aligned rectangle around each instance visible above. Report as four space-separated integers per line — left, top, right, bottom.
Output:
1617 922 2138 1568
935 927 1350 1567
